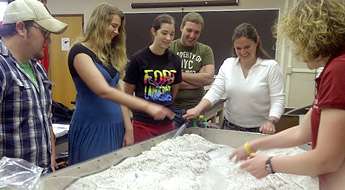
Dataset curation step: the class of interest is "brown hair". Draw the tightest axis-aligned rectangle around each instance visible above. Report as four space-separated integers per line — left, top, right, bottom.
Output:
231 23 272 59
152 14 175 31
181 12 204 29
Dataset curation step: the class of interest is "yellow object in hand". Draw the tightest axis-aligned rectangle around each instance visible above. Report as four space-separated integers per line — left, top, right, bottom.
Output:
244 141 256 154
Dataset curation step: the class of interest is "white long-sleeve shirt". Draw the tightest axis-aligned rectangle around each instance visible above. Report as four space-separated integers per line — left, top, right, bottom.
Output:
204 57 285 128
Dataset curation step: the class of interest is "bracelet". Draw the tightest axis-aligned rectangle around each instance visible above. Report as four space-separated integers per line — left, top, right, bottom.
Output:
244 141 256 154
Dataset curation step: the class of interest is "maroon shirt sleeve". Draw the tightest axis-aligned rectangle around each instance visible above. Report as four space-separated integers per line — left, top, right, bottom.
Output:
311 48 345 149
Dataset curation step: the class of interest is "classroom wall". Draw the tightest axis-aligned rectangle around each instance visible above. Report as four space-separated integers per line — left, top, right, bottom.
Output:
47 0 315 109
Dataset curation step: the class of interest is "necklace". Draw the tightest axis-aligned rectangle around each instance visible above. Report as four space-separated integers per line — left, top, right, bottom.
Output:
243 64 252 71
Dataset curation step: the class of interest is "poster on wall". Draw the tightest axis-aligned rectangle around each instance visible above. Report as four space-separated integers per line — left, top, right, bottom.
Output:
61 37 70 51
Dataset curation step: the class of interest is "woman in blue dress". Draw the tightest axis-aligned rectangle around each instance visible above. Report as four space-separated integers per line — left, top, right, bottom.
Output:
67 3 175 165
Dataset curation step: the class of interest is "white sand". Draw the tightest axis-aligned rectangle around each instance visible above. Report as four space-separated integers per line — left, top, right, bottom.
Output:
73 134 318 190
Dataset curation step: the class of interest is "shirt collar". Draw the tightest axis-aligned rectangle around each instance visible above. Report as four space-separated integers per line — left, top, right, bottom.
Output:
233 57 267 67
0 40 10 57
177 38 196 50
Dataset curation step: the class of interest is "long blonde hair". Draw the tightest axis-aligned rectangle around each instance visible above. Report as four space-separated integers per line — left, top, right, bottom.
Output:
275 0 345 61
75 3 128 78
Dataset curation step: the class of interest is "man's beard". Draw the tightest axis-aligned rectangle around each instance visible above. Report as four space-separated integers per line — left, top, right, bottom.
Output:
33 53 44 60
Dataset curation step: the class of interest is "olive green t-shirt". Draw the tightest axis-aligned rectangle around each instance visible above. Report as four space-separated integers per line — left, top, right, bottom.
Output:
170 39 215 109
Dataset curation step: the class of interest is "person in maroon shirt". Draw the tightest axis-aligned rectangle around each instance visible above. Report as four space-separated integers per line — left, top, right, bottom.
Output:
229 0 345 189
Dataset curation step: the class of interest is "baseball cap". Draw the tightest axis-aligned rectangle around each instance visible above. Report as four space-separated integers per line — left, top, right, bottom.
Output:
2 0 67 34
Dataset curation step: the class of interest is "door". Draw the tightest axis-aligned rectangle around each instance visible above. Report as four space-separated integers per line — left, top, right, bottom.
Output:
49 15 83 109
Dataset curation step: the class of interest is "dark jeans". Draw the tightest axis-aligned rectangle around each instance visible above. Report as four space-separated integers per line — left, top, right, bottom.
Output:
222 118 260 133
174 109 205 128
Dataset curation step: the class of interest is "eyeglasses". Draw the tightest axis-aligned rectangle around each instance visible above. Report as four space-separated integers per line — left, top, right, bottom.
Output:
31 25 51 39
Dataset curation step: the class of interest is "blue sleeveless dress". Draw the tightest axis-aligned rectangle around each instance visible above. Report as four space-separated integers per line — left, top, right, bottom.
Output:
68 60 124 165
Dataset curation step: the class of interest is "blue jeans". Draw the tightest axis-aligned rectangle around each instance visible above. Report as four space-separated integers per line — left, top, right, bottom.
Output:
174 109 205 128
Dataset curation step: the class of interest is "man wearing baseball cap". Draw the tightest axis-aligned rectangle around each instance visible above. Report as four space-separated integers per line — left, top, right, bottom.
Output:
0 0 67 174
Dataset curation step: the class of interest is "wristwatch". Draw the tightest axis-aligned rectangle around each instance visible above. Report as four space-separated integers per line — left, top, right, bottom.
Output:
265 156 275 174
268 119 277 126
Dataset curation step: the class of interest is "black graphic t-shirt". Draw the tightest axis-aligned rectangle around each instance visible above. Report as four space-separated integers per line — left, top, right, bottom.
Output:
124 47 182 124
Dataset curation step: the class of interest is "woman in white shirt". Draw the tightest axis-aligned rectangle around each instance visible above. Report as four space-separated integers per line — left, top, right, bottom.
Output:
184 23 285 134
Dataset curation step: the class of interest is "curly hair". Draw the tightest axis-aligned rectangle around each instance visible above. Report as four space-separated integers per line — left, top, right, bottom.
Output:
75 3 128 78
276 0 345 61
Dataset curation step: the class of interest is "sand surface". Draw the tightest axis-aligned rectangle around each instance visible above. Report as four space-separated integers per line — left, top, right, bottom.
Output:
69 134 318 190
